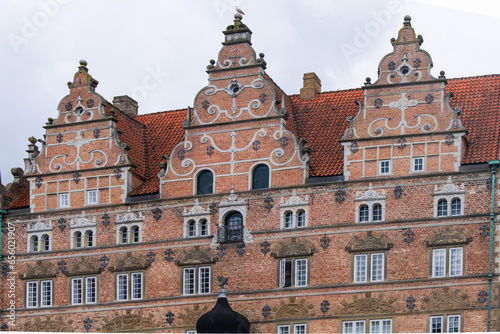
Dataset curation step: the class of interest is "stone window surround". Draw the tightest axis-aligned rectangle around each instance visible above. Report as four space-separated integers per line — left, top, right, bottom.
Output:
279 192 309 230
26 221 53 253
70 276 98 305
70 217 97 249
115 209 144 244
182 201 211 238
26 279 53 308
341 318 393 334
433 177 465 218
354 184 386 223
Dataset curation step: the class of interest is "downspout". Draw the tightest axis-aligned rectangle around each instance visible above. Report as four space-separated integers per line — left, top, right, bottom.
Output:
0 209 5 261
488 160 499 332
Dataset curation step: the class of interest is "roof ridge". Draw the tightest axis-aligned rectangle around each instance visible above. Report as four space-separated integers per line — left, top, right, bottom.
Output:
135 107 188 118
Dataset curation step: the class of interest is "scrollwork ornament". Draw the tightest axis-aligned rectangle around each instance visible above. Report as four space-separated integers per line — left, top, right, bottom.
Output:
206 145 214 157
259 93 267 103
403 228 415 245
146 250 156 267
253 140 260 151
350 141 359 154
57 259 67 273
202 99 209 110
177 148 185 160
479 222 490 240
164 249 174 262
35 176 43 188
165 311 175 326
406 295 417 311
478 289 488 304
83 317 93 332
320 234 331 250
279 136 289 148
151 207 162 221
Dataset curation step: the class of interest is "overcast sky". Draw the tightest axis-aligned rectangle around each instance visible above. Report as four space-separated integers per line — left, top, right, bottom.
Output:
1 0 499 185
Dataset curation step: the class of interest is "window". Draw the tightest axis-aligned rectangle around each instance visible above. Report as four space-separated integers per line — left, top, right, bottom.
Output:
437 199 448 217
184 218 210 238
343 319 392 333
433 178 465 217
413 157 424 172
284 211 293 229
359 205 369 222
85 230 93 247
118 225 141 244
353 253 385 283
450 198 461 216
131 226 140 243
59 193 69 208
116 272 143 301
357 204 384 223
430 315 460 333
219 212 243 243
379 160 390 175
188 220 196 237
297 210 306 228
31 235 39 252
252 164 269 190
26 280 52 308
200 219 208 236
372 204 382 222
183 266 211 295
87 190 98 205
197 170 214 195
120 227 128 244
279 258 308 288
41 234 50 251
73 230 94 248
432 247 463 277
71 277 97 305
75 231 82 248
277 324 307 334
282 209 308 229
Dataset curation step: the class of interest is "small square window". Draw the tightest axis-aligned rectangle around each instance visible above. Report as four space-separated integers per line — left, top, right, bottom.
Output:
413 157 424 172
379 160 390 175
59 193 69 208
87 190 98 205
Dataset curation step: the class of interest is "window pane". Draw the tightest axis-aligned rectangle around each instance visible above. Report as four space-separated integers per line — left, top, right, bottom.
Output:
86 277 97 304
27 282 38 308
224 212 243 242
200 220 208 236
72 278 83 305
86 230 93 247
355 321 366 334
297 210 306 227
343 321 366 334
121 227 128 244
132 226 140 242
370 319 392 334
188 221 196 237
295 259 307 287
449 248 463 276
432 249 446 277
117 274 128 300
252 164 269 190
42 235 50 251
373 204 382 222
75 232 82 248
447 315 460 333
294 324 306 334
437 199 447 217
131 273 142 299
41 280 52 307
278 325 290 334
183 268 195 295
430 316 443 333
32 235 39 252
371 253 384 282
354 254 367 283
359 205 369 222
197 170 214 195
284 211 293 229
199 267 211 294
451 198 461 216
380 160 390 174
279 259 292 288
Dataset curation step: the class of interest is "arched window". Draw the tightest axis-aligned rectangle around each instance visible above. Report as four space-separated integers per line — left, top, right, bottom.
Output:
120 227 128 244
41 234 50 251
284 211 293 229
131 226 140 243
31 235 39 252
224 212 243 243
188 220 196 237
75 231 82 248
437 199 448 217
359 205 369 222
85 230 93 247
451 198 461 216
373 204 382 222
200 219 208 236
252 164 269 190
197 170 214 195
297 210 306 227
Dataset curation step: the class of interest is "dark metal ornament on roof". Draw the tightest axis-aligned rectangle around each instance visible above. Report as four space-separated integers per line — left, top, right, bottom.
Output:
262 304 271 318
320 299 330 314
164 248 174 262
151 207 162 221
264 195 274 212
394 185 403 199
406 295 416 311
114 168 122 180
146 250 156 267
350 141 359 154
100 255 109 269
177 148 185 160
83 316 93 332
478 289 488 304
261 240 271 255
403 228 415 245
56 133 63 143
87 99 94 108
479 222 490 240
207 145 214 157
101 212 110 227
425 93 434 104
35 176 43 188
58 217 67 231
374 98 383 108
165 311 175 326
320 234 331 250
252 140 260 151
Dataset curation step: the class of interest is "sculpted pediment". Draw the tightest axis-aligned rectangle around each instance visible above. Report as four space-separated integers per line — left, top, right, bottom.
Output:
424 226 472 247
65 257 102 276
422 287 469 311
109 252 146 272
175 247 216 266
345 232 393 252
271 240 316 258
339 294 398 315
22 260 57 279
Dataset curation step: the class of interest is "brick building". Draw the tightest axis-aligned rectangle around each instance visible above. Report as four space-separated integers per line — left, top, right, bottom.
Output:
1 13 500 333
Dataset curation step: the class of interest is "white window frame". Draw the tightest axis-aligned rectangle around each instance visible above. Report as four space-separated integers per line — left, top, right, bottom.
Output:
429 314 460 333
26 280 52 308
277 324 307 334
26 281 38 308
379 160 390 175
116 272 143 301
433 178 465 218
353 253 385 283
343 319 392 333
71 278 83 305
183 266 211 295
279 258 308 288
355 185 386 223
58 193 70 208
86 190 98 205
432 247 464 278
86 277 97 304
413 157 424 172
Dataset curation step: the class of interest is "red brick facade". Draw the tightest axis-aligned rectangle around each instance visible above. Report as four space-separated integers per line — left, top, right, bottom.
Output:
1 14 500 333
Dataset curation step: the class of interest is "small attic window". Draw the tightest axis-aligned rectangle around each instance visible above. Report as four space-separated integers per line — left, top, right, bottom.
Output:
400 66 410 76
75 107 84 116
230 84 240 95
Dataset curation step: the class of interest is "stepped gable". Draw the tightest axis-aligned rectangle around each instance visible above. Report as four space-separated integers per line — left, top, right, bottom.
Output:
131 109 186 196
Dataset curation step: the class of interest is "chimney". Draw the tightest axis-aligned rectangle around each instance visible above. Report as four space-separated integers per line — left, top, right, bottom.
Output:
299 72 321 99
113 95 138 117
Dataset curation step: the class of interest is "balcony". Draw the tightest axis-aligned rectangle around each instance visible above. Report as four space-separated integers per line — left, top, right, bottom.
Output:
217 224 244 244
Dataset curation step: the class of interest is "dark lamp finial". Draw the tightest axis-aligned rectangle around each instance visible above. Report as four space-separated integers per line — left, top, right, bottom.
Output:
79 59 88 66
404 15 411 22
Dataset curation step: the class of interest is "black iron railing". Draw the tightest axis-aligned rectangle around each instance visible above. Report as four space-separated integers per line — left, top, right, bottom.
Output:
217 225 243 244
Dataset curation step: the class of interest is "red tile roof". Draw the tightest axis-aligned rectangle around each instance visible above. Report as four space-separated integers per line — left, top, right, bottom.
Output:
6 74 500 206
7 187 29 210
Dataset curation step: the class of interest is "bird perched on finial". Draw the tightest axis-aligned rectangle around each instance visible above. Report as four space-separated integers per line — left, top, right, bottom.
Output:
236 7 245 15
234 6 244 20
